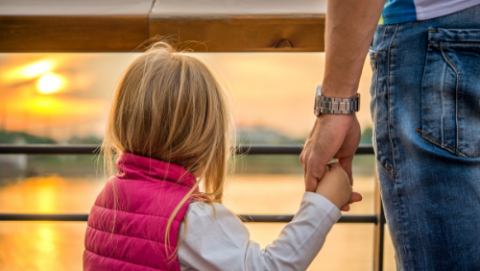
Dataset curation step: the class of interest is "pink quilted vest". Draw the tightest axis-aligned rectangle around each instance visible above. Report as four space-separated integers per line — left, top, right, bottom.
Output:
83 152 198 271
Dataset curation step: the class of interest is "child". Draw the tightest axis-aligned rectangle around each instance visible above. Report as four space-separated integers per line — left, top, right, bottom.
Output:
84 42 357 271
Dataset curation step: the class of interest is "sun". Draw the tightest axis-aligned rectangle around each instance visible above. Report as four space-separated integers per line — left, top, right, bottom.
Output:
37 73 64 94
22 60 54 78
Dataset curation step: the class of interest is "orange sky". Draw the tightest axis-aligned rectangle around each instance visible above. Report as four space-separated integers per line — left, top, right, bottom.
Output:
0 53 373 141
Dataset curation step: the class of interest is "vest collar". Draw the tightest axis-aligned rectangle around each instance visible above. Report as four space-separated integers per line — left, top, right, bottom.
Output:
116 152 197 188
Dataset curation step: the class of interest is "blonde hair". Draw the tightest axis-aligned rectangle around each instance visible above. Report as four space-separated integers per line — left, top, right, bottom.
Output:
101 41 232 257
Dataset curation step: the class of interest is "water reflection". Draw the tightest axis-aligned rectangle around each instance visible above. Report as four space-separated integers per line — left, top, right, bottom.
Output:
1 222 87 271
0 176 104 214
0 173 396 270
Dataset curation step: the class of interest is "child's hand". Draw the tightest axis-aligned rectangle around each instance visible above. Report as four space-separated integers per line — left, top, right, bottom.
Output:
315 162 352 210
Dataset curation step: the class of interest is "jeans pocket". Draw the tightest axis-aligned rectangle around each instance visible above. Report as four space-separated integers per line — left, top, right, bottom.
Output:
420 28 480 157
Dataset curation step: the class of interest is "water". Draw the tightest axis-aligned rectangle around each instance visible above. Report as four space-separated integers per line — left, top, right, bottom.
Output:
0 51 388 270
0 173 396 270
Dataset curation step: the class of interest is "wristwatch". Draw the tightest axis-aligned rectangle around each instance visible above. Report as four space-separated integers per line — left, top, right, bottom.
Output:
314 85 360 116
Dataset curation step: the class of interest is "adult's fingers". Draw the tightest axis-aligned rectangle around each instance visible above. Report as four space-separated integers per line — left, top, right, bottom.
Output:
301 137 331 192
304 156 326 192
338 156 354 185
305 175 320 192
301 114 356 192
304 142 343 192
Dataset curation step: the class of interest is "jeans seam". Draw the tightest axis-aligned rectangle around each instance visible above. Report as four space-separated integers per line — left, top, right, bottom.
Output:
378 162 396 182
373 67 395 181
441 42 480 46
440 42 460 156
373 52 388 180
417 129 480 158
387 24 399 176
387 24 413 271
379 25 389 49
417 129 456 152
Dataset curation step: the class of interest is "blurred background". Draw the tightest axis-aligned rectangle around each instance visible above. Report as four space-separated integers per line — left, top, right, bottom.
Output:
0 52 395 270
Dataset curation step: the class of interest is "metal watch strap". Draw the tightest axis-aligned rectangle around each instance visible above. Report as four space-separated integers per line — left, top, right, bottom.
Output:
314 85 360 115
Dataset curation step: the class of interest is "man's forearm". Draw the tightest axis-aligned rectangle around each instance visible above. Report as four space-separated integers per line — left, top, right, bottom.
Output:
322 0 385 98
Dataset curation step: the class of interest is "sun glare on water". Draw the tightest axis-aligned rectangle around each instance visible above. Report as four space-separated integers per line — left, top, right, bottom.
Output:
37 73 64 94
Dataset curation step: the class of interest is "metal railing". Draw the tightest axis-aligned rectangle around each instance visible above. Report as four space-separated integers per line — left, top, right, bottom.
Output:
0 144 374 155
0 144 386 270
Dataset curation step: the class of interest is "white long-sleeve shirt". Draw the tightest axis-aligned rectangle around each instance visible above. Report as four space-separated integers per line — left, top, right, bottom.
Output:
177 192 341 271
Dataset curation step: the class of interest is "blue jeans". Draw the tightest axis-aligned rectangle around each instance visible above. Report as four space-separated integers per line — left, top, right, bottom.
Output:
369 5 480 271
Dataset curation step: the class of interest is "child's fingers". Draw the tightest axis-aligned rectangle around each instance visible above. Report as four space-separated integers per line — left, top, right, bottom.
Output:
340 192 362 211
327 161 341 167
326 162 342 171
347 192 363 204
325 162 348 178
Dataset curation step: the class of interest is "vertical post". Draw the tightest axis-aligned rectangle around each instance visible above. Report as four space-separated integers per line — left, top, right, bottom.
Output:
373 170 386 271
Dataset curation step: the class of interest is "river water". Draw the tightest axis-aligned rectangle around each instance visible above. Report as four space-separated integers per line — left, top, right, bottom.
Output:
0 173 396 271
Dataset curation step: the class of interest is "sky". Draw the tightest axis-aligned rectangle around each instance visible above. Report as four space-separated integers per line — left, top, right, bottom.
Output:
0 52 373 141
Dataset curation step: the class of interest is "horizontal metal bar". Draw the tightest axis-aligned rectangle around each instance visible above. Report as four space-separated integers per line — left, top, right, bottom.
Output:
238 215 378 223
0 213 377 223
0 214 90 222
0 145 101 155
0 144 374 155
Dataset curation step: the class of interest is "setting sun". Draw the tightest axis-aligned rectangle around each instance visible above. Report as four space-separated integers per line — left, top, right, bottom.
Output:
37 73 64 94
21 60 54 78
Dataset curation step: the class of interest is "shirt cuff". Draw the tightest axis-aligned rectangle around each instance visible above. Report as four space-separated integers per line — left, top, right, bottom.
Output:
302 192 342 223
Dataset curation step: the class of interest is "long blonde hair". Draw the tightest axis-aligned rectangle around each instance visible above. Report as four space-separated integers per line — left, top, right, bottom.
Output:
101 41 232 256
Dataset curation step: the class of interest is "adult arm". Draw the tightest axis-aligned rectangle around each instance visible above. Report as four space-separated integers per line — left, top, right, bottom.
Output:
177 192 341 271
300 0 385 209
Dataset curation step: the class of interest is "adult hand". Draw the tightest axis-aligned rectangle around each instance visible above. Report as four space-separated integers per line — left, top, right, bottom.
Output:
300 113 363 211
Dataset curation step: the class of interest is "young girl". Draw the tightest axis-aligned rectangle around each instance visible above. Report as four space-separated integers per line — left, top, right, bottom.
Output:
84 42 356 271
